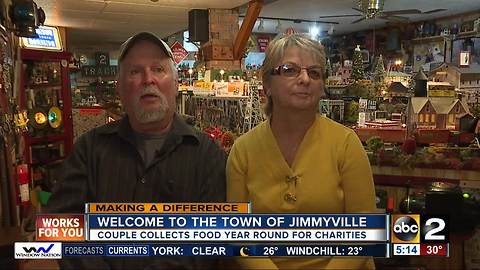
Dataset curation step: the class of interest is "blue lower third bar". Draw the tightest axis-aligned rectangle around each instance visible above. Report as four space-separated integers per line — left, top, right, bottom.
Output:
63 243 149 256
62 243 388 257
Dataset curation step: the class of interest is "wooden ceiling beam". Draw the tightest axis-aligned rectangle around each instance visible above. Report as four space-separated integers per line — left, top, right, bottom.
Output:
233 0 263 60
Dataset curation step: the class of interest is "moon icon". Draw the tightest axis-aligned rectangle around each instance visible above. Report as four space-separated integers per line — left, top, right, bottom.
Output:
239 247 249 257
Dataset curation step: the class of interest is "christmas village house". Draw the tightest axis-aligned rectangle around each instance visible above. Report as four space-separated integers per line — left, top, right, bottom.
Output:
407 97 470 130
387 81 411 103
429 63 480 106
385 71 411 88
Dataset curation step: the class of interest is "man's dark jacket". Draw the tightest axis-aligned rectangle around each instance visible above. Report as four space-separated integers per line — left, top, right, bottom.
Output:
46 114 227 269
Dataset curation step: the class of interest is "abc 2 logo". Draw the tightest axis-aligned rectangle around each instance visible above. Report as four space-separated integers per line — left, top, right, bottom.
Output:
391 215 449 244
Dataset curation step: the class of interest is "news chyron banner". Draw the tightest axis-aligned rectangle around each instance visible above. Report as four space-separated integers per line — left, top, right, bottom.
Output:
17 203 395 259
391 214 450 257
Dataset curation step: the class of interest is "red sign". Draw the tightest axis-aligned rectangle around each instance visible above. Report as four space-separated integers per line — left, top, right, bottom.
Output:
79 108 103 116
257 36 270 52
170 41 188 65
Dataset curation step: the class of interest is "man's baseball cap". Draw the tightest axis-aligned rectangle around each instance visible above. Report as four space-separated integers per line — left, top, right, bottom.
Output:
118 32 174 63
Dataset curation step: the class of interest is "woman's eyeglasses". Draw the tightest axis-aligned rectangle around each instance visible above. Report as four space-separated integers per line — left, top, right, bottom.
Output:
270 63 324 80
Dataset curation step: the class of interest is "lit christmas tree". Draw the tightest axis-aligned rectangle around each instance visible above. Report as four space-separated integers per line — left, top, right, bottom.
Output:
325 58 332 78
351 45 365 82
373 54 387 96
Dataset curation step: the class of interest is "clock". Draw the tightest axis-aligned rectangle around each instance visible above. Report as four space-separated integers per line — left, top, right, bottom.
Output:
393 244 420 256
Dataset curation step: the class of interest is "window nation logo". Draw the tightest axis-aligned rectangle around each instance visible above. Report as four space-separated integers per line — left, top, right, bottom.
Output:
15 242 62 259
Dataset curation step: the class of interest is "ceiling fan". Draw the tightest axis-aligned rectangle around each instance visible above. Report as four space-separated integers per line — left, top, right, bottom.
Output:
318 0 447 24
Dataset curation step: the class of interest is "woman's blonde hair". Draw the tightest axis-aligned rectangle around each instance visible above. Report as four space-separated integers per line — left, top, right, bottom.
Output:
260 33 326 116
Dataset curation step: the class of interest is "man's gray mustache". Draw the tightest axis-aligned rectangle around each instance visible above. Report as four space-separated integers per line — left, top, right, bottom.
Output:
140 87 162 97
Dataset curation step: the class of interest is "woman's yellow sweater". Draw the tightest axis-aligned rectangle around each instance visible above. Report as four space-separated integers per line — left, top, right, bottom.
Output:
227 115 376 269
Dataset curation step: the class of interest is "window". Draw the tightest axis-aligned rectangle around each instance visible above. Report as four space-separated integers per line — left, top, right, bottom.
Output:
455 105 461 113
431 114 436 123
418 114 424 123
425 104 430 113
448 114 454 125
425 114 430 123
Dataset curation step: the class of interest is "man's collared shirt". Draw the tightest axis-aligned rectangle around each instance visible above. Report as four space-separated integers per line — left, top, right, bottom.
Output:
47 114 226 269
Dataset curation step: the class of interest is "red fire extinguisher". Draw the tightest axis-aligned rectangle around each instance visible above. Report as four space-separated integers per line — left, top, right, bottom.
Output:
16 164 30 205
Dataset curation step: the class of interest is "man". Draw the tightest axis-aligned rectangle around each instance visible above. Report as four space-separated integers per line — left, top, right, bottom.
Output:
46 32 226 269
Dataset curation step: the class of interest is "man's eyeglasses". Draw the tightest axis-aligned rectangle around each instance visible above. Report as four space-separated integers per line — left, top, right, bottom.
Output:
270 63 324 80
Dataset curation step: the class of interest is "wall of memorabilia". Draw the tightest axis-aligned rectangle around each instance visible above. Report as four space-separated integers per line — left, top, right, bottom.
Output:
0 27 19 228
69 51 119 108
17 49 74 222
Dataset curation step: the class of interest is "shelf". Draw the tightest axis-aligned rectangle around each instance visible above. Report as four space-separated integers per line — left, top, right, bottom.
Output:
189 94 248 100
29 134 65 144
455 30 479 38
411 31 480 43
372 166 480 186
412 35 450 43
31 157 65 166
27 82 62 89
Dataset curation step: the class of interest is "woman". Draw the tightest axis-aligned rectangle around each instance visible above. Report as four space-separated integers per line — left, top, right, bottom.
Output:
227 34 376 269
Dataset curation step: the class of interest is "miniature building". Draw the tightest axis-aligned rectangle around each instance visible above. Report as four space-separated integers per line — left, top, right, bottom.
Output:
337 66 352 85
429 63 480 106
364 110 401 128
357 79 372 86
388 81 411 98
325 85 347 100
326 75 343 86
457 113 475 131
319 99 344 122
427 81 456 97
386 71 411 88
414 69 428 97
407 97 470 129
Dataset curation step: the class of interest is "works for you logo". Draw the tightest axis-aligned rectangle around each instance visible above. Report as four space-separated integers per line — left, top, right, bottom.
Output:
15 242 62 259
